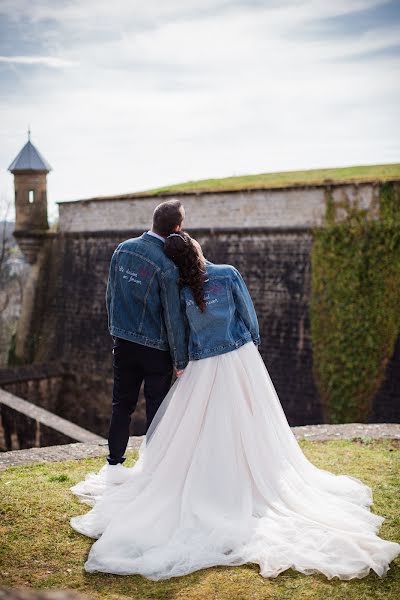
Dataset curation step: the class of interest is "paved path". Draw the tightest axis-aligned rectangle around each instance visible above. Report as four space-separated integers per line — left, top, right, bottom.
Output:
291 422 400 441
0 588 87 599
0 436 143 470
0 423 398 470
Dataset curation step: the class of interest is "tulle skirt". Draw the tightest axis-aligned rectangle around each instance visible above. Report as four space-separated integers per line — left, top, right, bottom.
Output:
70 341 400 580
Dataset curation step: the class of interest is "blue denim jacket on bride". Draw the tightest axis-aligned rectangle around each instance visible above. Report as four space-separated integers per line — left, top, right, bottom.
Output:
181 260 260 361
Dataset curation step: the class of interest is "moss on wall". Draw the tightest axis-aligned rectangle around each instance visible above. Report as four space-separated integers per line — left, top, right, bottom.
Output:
310 183 400 423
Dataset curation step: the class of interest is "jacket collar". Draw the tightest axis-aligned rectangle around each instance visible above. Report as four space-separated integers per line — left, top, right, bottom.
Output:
142 232 165 248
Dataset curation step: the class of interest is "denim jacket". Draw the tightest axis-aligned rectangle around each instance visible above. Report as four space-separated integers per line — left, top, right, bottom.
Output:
106 233 189 369
181 261 260 361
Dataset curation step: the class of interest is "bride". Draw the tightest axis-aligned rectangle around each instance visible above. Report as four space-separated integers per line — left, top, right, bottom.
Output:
70 232 400 581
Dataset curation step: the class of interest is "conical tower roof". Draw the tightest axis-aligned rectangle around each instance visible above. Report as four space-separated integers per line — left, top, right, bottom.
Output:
8 134 52 173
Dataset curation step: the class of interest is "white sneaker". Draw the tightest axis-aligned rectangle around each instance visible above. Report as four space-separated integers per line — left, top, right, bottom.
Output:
99 463 131 484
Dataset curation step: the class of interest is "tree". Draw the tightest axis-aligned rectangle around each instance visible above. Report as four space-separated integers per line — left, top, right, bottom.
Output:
0 196 13 313
0 194 26 365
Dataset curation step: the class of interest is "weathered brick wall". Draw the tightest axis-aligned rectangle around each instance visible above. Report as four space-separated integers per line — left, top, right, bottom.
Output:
371 337 400 422
58 182 380 232
0 403 69 450
196 228 322 424
4 222 399 432
0 364 65 410
19 226 396 428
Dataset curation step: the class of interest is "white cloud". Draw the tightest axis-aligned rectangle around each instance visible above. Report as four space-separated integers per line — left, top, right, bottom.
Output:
0 55 78 68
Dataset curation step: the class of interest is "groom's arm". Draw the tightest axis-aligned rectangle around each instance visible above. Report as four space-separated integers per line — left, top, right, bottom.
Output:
160 267 189 370
105 244 120 332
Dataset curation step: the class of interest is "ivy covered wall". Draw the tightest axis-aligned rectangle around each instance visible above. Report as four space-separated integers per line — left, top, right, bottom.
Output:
310 182 400 423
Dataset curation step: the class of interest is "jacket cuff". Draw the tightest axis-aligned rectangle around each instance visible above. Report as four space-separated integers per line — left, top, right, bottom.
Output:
253 336 261 346
175 360 188 370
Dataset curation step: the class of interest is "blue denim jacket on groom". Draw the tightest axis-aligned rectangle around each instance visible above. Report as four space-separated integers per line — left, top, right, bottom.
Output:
106 232 189 369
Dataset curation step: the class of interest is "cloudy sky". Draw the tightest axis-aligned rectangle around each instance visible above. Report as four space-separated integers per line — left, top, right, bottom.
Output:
0 0 399 221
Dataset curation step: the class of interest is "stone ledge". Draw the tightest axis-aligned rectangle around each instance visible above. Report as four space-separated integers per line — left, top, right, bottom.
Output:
0 588 87 599
0 436 143 469
0 423 398 470
291 422 400 441
58 177 399 204
0 389 105 450
0 362 67 385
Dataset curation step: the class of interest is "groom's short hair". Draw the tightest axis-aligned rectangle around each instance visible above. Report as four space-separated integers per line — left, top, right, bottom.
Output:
152 200 185 237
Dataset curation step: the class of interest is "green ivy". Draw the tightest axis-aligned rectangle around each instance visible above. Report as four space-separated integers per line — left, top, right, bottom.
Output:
7 332 36 366
310 182 400 423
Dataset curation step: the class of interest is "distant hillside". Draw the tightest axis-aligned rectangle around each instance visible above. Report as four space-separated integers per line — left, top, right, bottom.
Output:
137 163 400 196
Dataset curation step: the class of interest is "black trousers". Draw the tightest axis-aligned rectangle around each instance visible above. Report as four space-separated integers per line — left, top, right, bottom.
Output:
107 336 173 465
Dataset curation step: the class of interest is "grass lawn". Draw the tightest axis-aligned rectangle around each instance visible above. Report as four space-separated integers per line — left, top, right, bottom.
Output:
0 439 399 600
136 163 400 196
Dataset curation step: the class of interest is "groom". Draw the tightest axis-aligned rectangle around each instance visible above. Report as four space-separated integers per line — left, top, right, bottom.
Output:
103 199 188 481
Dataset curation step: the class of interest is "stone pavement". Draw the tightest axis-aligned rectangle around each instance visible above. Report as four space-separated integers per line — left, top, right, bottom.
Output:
0 436 143 470
0 422 399 470
0 589 87 599
290 422 400 441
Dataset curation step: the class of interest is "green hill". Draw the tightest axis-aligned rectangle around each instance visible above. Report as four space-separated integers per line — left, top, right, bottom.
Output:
137 163 400 196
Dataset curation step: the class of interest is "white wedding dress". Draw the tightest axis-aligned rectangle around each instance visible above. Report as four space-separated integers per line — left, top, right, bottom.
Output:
70 341 400 580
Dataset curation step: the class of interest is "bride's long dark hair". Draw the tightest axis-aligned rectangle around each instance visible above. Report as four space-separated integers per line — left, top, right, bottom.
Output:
164 232 207 312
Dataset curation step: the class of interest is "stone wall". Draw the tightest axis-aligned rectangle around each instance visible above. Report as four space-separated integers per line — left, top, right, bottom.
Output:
369 337 400 422
0 363 65 411
0 402 72 450
58 182 380 233
3 180 398 439
13 224 398 429
14 171 49 231
18 228 320 426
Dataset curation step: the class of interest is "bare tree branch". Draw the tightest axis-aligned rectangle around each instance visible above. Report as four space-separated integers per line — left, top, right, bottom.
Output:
0 195 16 317
0 291 9 313
14 273 24 305
0 195 13 270
0 211 9 270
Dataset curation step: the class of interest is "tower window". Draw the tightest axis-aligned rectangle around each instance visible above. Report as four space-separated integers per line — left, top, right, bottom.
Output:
29 190 34 204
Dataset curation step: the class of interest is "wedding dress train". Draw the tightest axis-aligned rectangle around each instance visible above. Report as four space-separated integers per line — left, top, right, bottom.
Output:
70 342 400 580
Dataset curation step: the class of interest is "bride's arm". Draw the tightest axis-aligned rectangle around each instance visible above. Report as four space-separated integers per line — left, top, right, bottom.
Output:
160 267 189 371
231 268 261 346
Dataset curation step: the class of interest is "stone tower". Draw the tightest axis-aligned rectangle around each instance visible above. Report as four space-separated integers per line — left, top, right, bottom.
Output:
8 131 52 264
7 132 52 362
